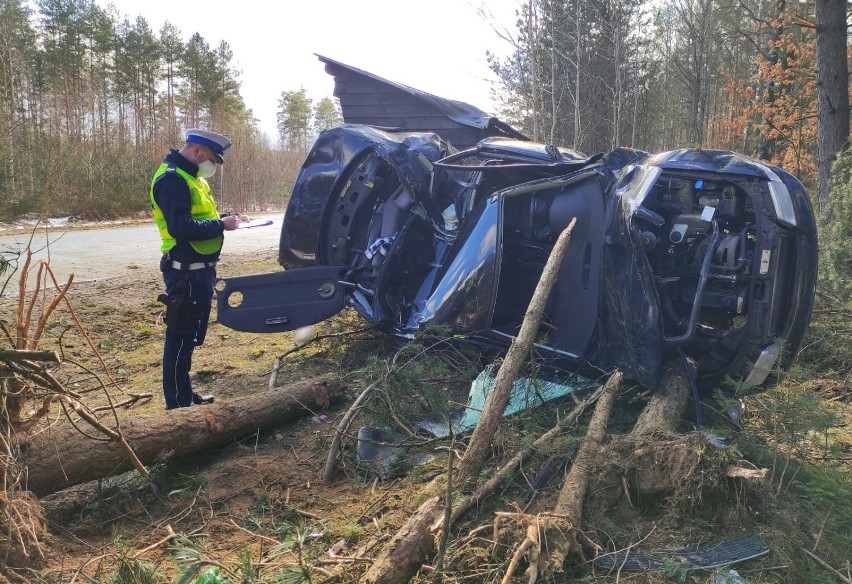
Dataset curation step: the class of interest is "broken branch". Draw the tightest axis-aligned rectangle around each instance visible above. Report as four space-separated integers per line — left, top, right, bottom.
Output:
323 379 380 483
458 217 577 483
515 371 621 582
803 548 852 584
0 350 59 362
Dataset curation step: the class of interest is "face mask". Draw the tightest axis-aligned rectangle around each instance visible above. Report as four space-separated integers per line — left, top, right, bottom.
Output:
198 160 217 178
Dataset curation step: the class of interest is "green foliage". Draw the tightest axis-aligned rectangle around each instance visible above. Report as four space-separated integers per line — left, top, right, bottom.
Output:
242 493 306 535
660 557 689 583
0 1 296 221
820 150 852 301
270 566 311 584
245 493 271 530
276 88 313 152
170 535 217 584
105 553 160 584
70 471 162 525
82 539 163 584
167 508 319 583
235 549 260 584
488 0 654 152
802 312 852 379
312 97 342 137
277 92 344 153
354 332 479 429
792 465 852 533
192 566 228 584
714 351 852 577
709 342 852 576
738 379 836 491
342 522 363 545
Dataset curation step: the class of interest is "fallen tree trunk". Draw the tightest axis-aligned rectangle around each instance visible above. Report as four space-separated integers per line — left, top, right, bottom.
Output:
631 360 692 436
457 218 577 484
507 361 695 580
504 371 621 583
18 375 346 496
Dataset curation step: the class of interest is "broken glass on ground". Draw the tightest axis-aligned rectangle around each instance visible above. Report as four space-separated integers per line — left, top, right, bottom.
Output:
416 363 600 438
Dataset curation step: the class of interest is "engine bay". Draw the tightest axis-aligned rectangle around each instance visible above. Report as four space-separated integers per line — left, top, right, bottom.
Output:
639 173 760 341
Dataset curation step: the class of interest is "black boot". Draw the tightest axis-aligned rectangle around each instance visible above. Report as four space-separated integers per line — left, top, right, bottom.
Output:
192 392 214 405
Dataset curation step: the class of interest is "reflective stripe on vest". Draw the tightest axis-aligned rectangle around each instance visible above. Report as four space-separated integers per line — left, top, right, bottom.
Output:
150 163 224 255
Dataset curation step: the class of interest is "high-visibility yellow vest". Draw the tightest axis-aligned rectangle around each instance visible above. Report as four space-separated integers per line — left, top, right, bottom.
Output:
150 164 223 255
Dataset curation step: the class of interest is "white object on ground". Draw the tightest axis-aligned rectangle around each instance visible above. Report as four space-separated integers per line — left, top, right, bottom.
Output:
294 325 316 346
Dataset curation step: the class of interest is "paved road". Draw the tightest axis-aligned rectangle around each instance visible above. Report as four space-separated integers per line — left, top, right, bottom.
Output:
0 214 283 291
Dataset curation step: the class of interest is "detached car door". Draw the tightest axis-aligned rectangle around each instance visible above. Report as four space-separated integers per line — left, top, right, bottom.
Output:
216 265 347 333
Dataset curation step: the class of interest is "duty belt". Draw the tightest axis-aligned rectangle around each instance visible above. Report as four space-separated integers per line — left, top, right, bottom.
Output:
170 260 217 271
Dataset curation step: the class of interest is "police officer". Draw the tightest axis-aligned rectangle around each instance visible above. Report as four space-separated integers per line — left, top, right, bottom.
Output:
150 129 243 410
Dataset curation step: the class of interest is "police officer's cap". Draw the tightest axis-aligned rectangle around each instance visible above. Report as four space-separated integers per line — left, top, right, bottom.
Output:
186 129 231 164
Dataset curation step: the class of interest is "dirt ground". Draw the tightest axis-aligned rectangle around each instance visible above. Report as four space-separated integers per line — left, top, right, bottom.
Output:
6 245 450 583
3 241 851 583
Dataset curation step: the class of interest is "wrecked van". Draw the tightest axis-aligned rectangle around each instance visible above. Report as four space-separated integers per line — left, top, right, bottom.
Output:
217 122 817 390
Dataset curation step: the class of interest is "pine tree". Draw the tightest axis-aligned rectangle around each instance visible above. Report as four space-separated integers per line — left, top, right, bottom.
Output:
276 88 312 152
312 96 342 138
158 22 183 145
0 0 37 214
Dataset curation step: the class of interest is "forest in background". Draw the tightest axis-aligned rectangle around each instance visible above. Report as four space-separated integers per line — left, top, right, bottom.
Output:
0 0 848 221
488 0 848 212
0 0 342 220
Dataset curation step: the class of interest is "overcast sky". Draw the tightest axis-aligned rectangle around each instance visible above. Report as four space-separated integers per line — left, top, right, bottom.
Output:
93 0 523 138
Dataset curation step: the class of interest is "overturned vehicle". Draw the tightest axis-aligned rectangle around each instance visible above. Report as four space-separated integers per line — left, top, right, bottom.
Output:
218 124 816 389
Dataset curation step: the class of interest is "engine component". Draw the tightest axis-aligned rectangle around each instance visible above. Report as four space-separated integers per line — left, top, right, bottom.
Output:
670 214 710 244
640 231 658 250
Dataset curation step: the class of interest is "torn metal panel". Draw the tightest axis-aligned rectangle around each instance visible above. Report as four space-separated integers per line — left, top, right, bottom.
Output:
317 54 528 149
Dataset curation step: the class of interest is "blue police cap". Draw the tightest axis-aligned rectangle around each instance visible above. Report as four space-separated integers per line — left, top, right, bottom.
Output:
186 129 231 163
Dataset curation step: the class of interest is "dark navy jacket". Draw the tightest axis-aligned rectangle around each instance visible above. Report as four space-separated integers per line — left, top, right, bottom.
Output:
152 149 226 263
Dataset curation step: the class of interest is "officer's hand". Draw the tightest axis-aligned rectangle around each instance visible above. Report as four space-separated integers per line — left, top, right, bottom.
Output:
222 215 241 231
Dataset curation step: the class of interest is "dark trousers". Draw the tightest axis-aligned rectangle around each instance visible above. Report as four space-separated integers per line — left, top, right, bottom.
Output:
162 265 215 409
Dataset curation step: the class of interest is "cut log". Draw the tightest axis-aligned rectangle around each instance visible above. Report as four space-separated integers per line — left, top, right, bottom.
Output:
17 375 347 496
631 360 692 436
361 497 444 584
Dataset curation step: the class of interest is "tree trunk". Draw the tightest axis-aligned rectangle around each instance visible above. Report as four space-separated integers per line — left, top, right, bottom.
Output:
528 0 541 142
631 360 692 436
458 218 577 483
520 371 620 582
18 376 346 497
757 0 784 162
360 385 608 584
361 497 444 584
573 0 582 150
815 0 850 214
